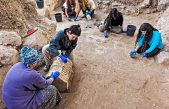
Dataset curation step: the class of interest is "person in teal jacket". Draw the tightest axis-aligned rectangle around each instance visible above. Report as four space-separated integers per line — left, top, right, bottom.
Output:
129 23 163 58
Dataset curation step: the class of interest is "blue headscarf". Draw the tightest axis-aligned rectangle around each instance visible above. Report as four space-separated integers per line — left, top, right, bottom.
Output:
20 46 41 66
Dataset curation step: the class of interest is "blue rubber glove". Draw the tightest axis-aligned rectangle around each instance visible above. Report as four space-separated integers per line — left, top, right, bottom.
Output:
74 16 78 21
129 50 137 55
141 52 147 58
129 50 137 58
50 71 60 79
59 54 68 63
104 31 108 38
86 10 92 15
67 16 71 21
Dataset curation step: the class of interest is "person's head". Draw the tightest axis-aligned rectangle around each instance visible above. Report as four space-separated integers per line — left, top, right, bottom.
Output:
68 0 75 5
67 25 81 41
135 23 158 52
20 46 41 69
111 8 120 19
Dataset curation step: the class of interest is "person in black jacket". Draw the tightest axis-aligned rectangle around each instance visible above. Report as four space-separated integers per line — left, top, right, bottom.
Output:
99 8 123 37
42 25 81 72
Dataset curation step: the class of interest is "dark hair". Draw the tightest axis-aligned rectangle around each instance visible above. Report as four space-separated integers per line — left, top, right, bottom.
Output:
67 0 76 7
111 8 120 19
69 24 81 36
135 23 158 52
104 8 121 25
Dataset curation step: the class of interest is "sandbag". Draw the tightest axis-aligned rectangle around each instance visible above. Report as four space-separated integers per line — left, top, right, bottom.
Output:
46 58 73 92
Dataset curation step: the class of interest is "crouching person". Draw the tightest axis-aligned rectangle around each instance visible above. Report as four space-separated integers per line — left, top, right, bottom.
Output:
2 46 62 109
62 0 80 21
129 23 163 58
79 0 96 20
42 25 81 72
99 8 123 37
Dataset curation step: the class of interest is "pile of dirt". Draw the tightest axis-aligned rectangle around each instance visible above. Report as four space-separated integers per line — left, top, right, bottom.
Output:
0 0 38 32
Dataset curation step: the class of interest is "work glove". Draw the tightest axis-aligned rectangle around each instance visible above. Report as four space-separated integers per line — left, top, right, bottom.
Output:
59 54 68 63
104 31 108 38
50 71 60 79
67 16 71 21
141 52 147 58
74 16 78 21
129 50 137 58
86 10 92 15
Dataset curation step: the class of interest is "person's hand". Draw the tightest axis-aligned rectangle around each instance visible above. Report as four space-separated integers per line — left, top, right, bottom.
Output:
67 16 71 21
50 71 60 79
129 50 137 58
104 31 108 38
86 10 91 15
141 52 147 58
74 16 78 21
129 50 137 55
59 54 68 63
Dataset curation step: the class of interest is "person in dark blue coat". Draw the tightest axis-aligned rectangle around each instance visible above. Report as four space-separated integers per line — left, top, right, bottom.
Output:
129 23 163 58
42 25 81 72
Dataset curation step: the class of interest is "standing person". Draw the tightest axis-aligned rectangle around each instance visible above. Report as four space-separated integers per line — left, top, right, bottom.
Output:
99 8 123 37
2 46 62 109
42 25 81 72
78 0 96 19
129 23 163 58
62 0 80 21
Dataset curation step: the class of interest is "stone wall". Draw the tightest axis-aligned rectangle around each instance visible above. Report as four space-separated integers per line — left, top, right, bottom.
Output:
155 7 169 65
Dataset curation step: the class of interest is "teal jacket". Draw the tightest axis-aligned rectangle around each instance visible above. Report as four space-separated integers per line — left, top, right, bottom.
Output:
137 31 163 53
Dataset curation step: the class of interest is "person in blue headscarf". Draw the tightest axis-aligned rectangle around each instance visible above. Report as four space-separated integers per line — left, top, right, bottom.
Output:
2 46 62 109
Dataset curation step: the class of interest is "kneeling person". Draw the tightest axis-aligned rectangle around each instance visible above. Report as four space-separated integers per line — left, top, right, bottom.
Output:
42 25 81 72
99 8 123 37
129 23 163 58
62 0 80 21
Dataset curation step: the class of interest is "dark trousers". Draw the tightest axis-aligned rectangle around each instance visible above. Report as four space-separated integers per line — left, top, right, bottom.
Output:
61 6 76 17
137 45 161 57
82 7 94 17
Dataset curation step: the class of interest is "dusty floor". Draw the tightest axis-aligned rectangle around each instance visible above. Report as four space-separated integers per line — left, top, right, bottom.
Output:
49 11 169 109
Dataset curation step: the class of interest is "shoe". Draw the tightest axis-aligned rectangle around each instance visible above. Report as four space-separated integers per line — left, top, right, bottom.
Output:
43 65 51 72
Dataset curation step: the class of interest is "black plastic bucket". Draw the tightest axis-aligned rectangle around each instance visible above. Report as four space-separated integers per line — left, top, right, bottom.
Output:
127 25 137 36
55 13 62 22
36 0 44 9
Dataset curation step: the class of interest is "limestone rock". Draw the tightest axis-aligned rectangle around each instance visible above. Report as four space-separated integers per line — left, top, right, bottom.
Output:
22 29 48 50
156 7 169 51
0 31 22 47
23 18 56 50
156 7 169 35
37 7 52 20
46 58 73 92
44 0 64 12
158 0 169 6
0 45 19 66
